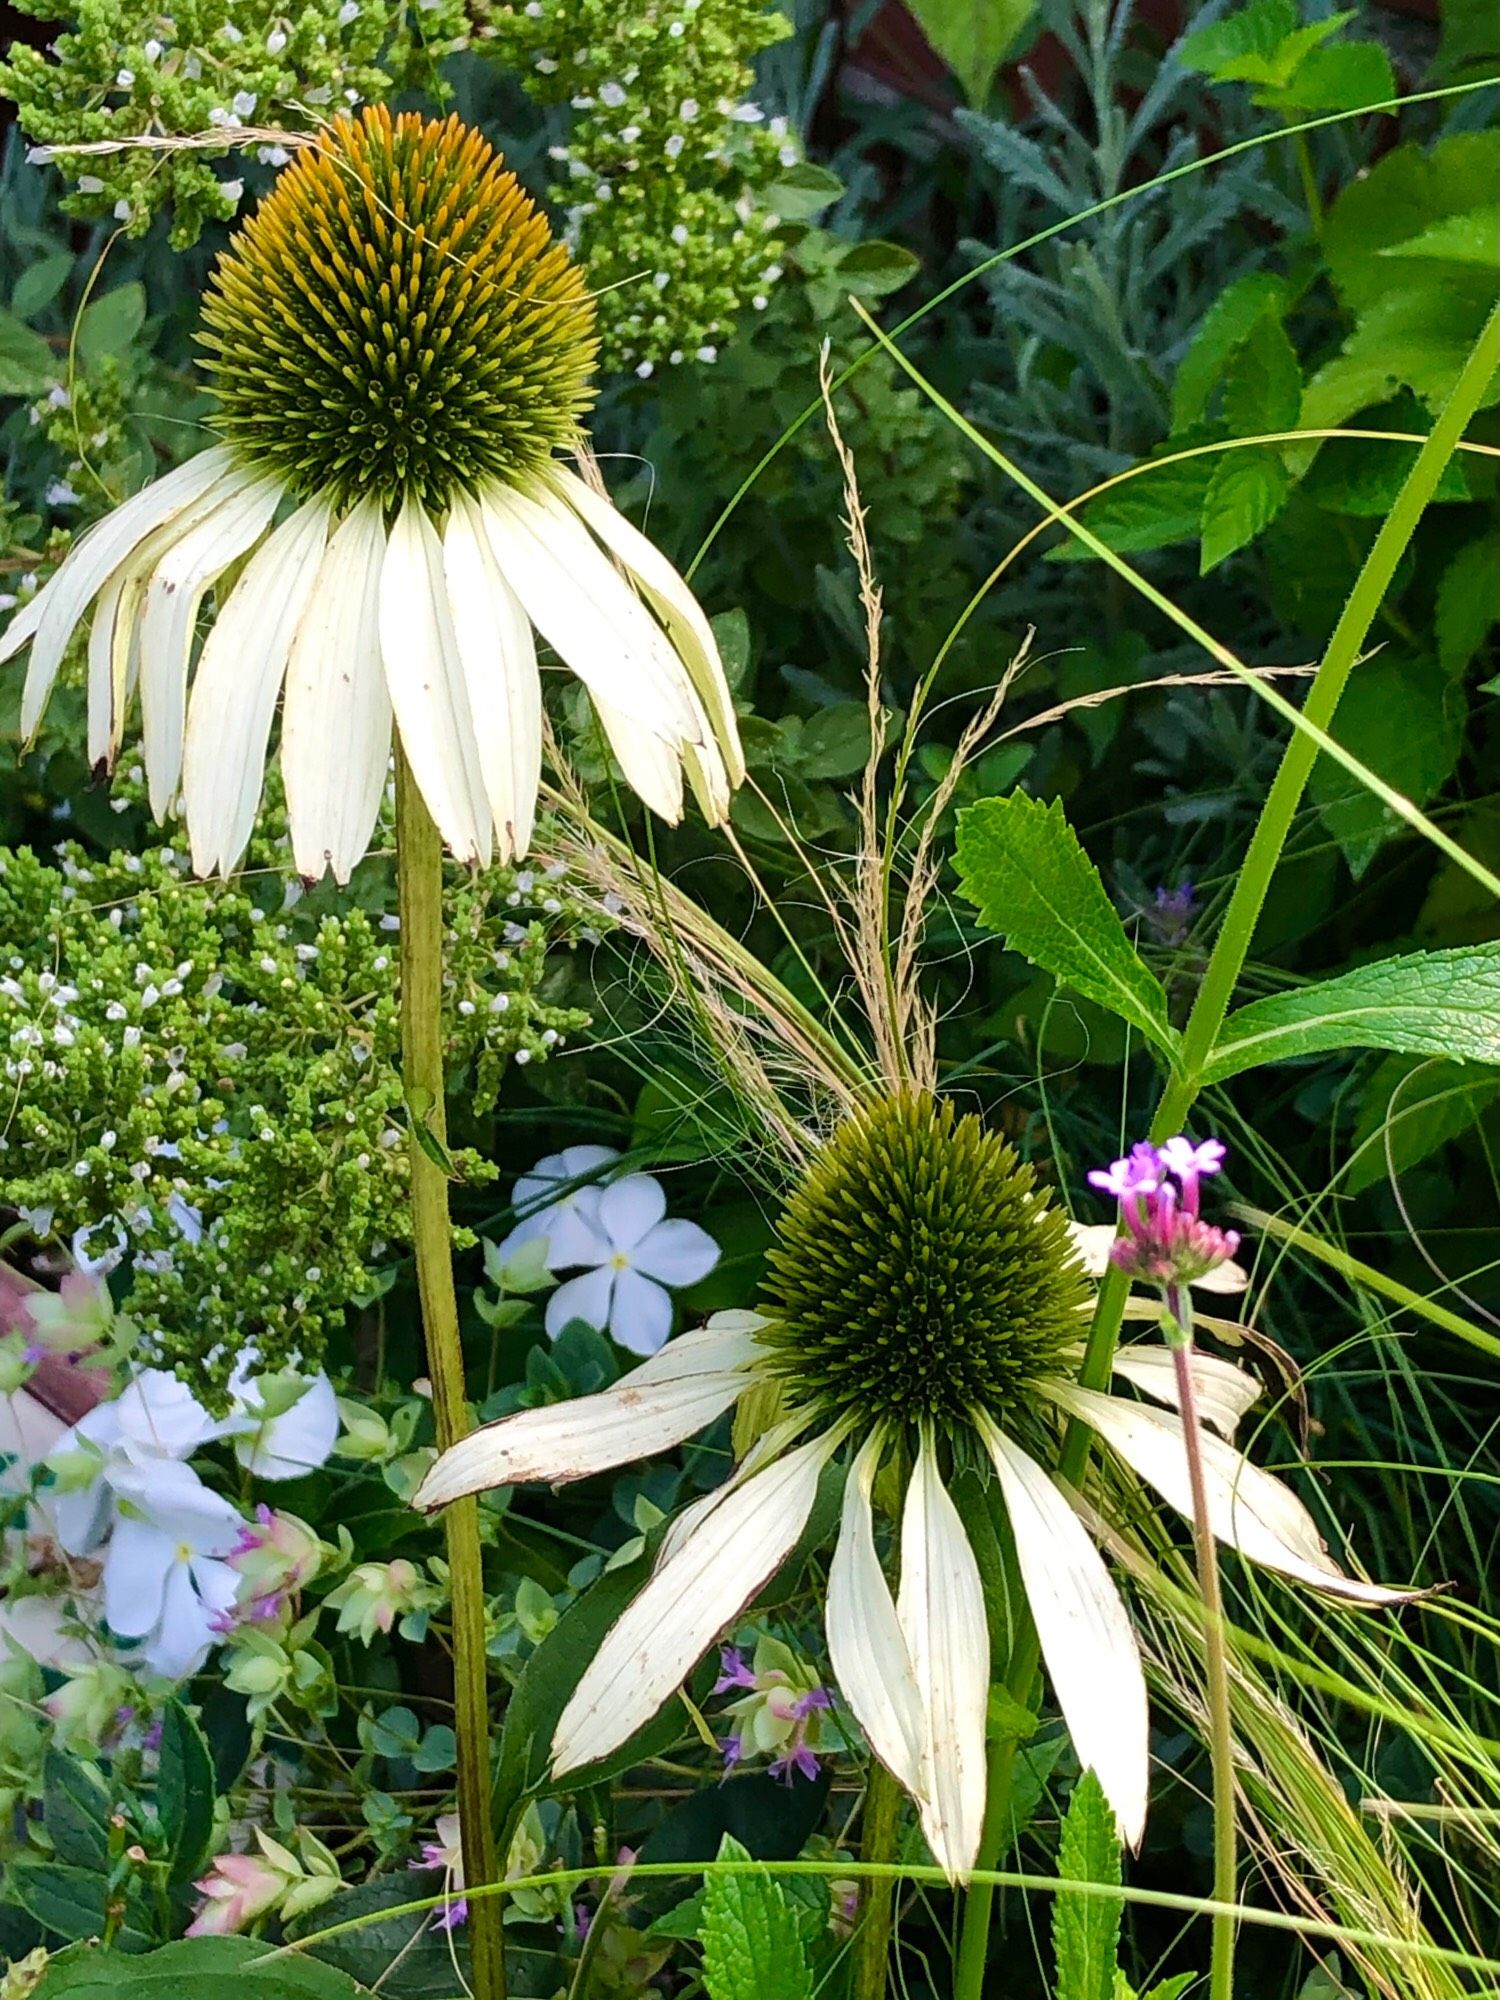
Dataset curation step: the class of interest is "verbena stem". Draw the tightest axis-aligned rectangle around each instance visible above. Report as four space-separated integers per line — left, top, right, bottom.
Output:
1168 1300 1238 2000
949 287 1500 2000
395 752 505 1999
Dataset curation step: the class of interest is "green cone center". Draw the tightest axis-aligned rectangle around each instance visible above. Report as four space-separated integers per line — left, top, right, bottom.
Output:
760 1092 1087 1430
199 108 599 513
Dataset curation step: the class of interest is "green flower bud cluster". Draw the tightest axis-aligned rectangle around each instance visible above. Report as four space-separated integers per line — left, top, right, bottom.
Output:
0 782 594 1393
0 0 470 249
480 0 796 371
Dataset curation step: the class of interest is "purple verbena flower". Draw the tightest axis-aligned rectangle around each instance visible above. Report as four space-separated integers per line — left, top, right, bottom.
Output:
769 1743 820 1785
713 1645 756 1693
1091 1135 1240 1295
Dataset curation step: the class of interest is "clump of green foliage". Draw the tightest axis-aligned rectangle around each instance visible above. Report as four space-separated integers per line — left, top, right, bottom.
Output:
0 0 470 246
483 0 797 370
0 778 593 1393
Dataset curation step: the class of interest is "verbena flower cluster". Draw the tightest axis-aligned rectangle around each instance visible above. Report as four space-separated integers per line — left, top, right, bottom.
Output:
0 0 470 246
482 0 797 371
0 780 593 1391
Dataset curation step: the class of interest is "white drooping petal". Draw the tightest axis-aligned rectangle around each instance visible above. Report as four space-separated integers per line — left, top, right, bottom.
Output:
281 497 392 885
102 1516 175 1638
1111 1344 1262 1441
1049 1382 1426 1606
231 1372 339 1481
481 485 703 744
9 447 239 735
379 496 492 866
137 470 283 819
897 1436 989 1881
545 462 745 784
980 1416 1149 1850
589 696 685 824
1189 1258 1250 1296
412 1321 763 1509
551 1430 833 1775
85 565 137 770
443 491 543 860
182 498 332 875
826 1432 925 1798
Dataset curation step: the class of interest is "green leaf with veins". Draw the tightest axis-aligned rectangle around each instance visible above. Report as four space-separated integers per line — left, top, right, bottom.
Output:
1203 944 1500 1085
956 793 1176 1056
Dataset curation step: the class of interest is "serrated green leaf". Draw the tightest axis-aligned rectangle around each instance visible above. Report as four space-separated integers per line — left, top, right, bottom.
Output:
1222 315 1302 433
1258 37 1394 110
765 163 843 220
157 1699 216 1886
956 793 1176 1054
1436 534 1500 679
76 284 147 371
1047 456 1215 560
1348 1055 1500 1193
1053 1771 1122 2000
0 307 57 397
1204 943 1500 1085
12 252 74 322
699 1834 814 2000
1309 656 1464 875
1172 274 1288 431
34 1935 367 1996
1323 130 1500 312
1381 206 1500 267
41 1752 113 1870
904 0 1034 103
1199 446 1290 569
836 239 922 300
1177 0 1298 80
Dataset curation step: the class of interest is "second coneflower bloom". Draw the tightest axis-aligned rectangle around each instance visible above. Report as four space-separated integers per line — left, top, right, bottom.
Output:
1 108 743 881
416 1099 1421 1881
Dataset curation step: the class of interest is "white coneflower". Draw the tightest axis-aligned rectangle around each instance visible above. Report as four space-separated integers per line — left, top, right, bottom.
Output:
416 1093 1418 1881
0 109 743 884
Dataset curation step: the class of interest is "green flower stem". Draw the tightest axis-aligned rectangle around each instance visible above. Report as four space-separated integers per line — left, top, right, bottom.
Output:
1168 1313 1239 2000
395 750 505 2000
852 1760 904 2000
949 286 1500 2000
952 1629 1040 2000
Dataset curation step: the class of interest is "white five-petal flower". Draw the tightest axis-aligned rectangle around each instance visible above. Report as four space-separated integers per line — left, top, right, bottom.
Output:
544 1174 720 1355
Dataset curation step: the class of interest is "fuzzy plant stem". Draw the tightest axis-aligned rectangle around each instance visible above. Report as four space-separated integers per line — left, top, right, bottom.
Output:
1165 1286 1238 2000
952 293 1500 2000
395 750 505 1999
852 1760 904 2000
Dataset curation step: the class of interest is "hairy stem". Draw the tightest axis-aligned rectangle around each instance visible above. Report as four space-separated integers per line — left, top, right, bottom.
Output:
851 1761 904 2000
1169 1320 1238 2000
395 752 505 1998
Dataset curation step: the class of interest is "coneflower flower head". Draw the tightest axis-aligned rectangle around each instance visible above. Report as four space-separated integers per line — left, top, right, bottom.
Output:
1 108 743 884
199 111 598 514
416 1093 1422 1884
